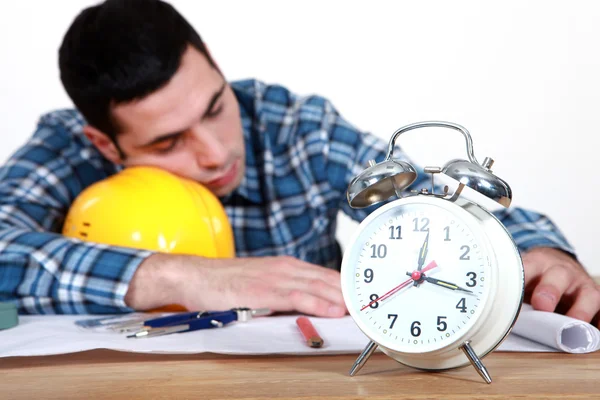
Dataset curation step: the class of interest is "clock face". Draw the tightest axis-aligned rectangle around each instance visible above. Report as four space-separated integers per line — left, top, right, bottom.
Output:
342 198 495 354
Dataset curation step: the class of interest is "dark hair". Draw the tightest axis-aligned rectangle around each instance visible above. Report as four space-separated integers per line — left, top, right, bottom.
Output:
59 0 215 144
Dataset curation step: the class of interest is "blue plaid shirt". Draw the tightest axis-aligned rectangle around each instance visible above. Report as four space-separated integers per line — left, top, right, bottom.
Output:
0 79 574 314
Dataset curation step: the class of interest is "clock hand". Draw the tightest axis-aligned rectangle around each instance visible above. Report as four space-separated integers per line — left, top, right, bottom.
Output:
416 231 430 272
420 260 438 274
360 277 413 311
419 275 474 294
361 260 438 311
413 231 430 286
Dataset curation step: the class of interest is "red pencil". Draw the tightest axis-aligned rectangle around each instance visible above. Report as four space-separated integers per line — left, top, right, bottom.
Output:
296 316 324 348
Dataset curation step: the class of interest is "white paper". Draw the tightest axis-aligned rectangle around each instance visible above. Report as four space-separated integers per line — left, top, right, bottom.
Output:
0 314 368 358
511 303 600 353
498 332 555 352
0 304 598 358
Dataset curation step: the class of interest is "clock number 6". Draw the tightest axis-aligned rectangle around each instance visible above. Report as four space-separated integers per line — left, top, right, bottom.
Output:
411 321 421 337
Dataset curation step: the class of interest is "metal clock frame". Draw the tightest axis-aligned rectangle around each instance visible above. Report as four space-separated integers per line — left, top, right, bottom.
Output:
340 121 525 383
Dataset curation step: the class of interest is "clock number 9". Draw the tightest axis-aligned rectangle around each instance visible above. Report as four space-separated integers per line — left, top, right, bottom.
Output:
364 268 374 283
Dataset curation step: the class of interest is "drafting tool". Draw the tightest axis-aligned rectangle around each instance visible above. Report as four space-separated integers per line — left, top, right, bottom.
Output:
126 307 271 338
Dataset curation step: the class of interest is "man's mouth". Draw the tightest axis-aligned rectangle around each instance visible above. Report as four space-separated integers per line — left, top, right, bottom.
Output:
206 159 238 187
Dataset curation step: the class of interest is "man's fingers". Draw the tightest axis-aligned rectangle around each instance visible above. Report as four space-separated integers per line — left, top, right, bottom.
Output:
303 277 344 306
565 285 600 324
530 265 573 312
274 275 345 307
288 290 347 318
273 275 344 305
522 253 546 288
230 257 347 317
277 257 342 288
251 284 346 318
258 288 346 318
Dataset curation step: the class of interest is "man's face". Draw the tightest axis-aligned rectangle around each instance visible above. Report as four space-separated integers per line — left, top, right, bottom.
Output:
105 46 245 197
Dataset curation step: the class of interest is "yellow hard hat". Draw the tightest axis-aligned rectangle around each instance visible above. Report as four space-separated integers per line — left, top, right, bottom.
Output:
63 166 234 258
62 166 235 311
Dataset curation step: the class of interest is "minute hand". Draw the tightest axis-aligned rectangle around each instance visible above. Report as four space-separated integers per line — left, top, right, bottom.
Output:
423 276 473 294
416 232 430 271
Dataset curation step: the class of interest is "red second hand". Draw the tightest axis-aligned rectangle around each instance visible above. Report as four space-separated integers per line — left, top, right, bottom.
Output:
360 277 412 311
417 260 438 275
360 260 438 311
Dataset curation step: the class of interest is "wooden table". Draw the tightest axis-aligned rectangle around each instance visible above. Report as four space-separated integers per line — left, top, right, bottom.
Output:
1 350 599 399
4 277 600 399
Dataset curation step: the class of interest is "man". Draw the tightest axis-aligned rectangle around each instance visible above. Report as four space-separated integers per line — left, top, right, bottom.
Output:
0 0 598 326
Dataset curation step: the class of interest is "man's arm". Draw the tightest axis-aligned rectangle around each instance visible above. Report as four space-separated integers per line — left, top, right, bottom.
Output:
0 112 347 316
495 207 600 325
0 114 151 313
127 253 346 316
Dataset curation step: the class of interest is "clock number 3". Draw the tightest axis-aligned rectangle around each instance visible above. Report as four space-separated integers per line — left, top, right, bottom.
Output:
466 272 477 287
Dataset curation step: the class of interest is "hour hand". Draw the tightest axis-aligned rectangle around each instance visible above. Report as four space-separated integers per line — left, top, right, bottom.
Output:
423 276 473 294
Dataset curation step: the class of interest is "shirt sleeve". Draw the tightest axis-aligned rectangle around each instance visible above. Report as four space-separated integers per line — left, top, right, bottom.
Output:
317 98 576 257
0 114 152 314
491 207 575 256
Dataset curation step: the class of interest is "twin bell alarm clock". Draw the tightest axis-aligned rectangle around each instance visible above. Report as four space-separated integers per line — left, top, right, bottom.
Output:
340 121 524 384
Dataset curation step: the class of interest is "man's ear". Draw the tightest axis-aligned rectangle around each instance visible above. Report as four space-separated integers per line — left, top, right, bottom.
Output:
83 125 124 164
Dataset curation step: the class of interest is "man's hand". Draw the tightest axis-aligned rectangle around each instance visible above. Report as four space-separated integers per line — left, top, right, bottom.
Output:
125 253 347 318
523 247 600 327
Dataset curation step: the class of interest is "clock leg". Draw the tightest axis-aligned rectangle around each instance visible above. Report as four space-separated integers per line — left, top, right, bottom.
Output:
349 340 378 376
460 340 492 384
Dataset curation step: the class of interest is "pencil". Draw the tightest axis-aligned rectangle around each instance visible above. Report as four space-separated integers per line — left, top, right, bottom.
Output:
296 316 324 348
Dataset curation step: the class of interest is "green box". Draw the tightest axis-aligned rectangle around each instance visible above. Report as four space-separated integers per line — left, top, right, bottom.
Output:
0 302 18 330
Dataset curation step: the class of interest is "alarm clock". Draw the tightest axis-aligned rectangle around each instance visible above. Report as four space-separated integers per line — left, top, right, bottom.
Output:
340 121 524 384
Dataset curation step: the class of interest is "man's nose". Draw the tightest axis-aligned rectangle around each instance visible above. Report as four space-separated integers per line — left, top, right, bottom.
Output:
189 125 228 169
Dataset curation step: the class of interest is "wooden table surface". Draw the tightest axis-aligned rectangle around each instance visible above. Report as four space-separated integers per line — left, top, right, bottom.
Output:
4 277 600 399
1 349 599 399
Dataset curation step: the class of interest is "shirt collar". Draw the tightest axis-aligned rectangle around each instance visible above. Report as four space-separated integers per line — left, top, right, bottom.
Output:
221 84 263 204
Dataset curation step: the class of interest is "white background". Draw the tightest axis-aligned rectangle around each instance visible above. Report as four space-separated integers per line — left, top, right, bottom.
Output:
1 1 597 274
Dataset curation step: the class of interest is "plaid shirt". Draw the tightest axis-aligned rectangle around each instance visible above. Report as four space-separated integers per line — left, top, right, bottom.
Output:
0 79 574 314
